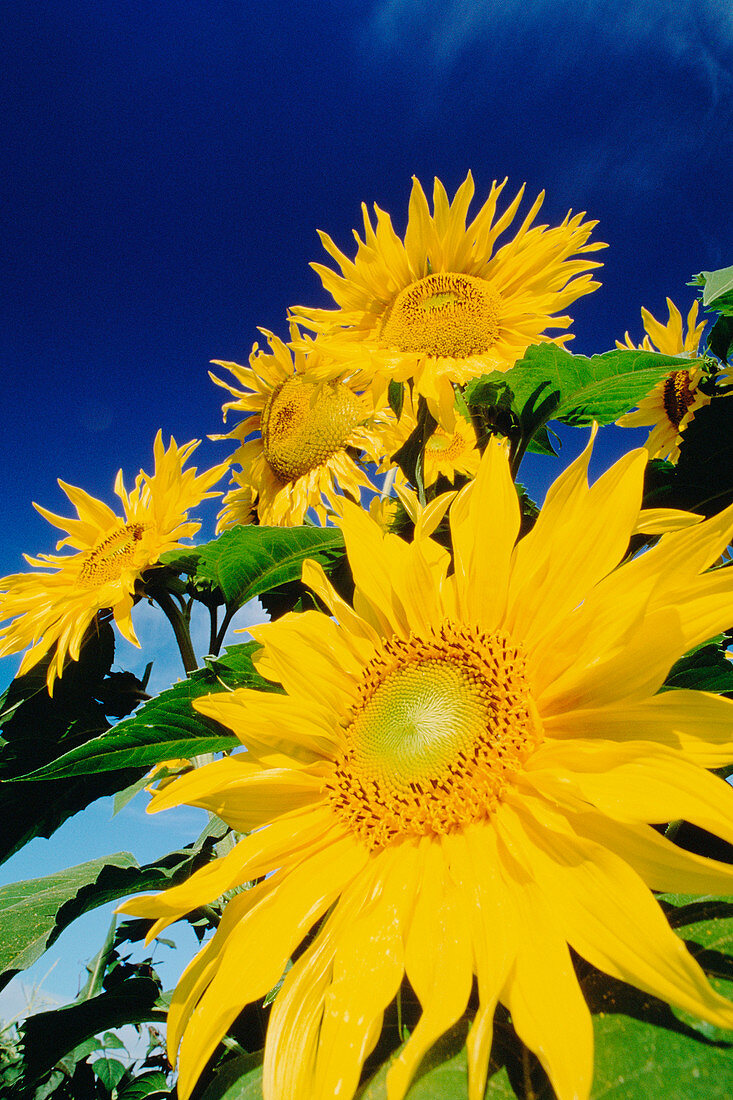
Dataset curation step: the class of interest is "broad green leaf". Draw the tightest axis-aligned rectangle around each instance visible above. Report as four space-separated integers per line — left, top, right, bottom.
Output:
21 976 167 1085
358 1020 521 1099
92 1056 127 1089
0 853 135 988
690 265 733 314
200 1053 264 1099
117 1071 170 1099
0 843 220 989
466 344 687 441
663 641 733 693
0 623 146 864
18 643 278 781
193 525 345 609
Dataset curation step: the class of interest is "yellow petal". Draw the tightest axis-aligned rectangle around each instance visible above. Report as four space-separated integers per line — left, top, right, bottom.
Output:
495 820 594 1100
388 838 474 1099
544 690 733 768
450 437 519 631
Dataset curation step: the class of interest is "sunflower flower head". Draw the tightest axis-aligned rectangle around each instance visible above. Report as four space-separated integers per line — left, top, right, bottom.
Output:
211 326 394 526
616 298 710 462
0 433 228 691
292 172 606 427
121 434 733 1100
378 390 481 488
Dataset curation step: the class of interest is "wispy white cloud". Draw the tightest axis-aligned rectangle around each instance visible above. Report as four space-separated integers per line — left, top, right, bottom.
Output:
367 0 733 97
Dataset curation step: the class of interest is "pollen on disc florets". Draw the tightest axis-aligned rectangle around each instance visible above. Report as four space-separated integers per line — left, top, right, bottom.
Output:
78 523 149 588
662 369 696 428
427 426 468 463
261 378 365 482
326 621 543 849
379 272 503 359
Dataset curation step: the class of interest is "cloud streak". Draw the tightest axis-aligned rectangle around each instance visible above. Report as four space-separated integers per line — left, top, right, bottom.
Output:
366 0 733 97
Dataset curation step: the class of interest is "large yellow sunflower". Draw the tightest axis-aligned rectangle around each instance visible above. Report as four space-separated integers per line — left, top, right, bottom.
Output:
121 435 733 1100
292 172 606 426
211 328 393 526
616 298 710 463
0 433 228 691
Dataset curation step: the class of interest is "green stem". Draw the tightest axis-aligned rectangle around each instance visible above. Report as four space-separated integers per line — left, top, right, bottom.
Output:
214 605 238 656
509 432 530 481
153 589 198 674
207 602 219 656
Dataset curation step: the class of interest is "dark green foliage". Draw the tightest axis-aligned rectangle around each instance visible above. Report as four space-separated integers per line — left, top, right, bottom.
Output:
0 623 148 865
17 643 275 781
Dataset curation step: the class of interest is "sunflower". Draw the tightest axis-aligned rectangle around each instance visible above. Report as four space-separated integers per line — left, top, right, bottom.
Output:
0 433 228 692
616 298 710 462
211 328 393 526
121 435 733 1100
377 390 481 488
292 172 606 427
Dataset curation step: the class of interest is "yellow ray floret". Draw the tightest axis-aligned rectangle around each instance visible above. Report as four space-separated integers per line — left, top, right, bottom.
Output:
292 172 606 427
0 433 228 691
120 435 733 1100
211 325 394 526
616 298 710 462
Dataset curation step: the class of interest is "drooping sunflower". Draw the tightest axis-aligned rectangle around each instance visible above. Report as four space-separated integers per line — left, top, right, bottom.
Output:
211 328 394 526
121 436 733 1100
616 298 710 462
377 390 481 488
292 172 606 426
0 433 228 691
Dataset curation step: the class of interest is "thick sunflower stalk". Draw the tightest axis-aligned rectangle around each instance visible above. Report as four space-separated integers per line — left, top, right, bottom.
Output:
1 179 733 1100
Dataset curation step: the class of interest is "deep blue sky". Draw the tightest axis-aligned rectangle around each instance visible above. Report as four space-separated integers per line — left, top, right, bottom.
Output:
1 0 732 1018
3 0 732 571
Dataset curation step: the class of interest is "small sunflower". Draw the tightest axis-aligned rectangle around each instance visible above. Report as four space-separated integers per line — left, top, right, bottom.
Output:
211 328 393 526
292 172 606 426
616 298 709 463
0 433 228 692
378 391 481 487
122 436 733 1100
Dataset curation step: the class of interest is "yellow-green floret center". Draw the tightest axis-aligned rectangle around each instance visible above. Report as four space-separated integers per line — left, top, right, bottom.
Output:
327 621 542 849
261 378 364 482
662 369 696 428
379 272 502 358
78 523 148 587
427 426 467 463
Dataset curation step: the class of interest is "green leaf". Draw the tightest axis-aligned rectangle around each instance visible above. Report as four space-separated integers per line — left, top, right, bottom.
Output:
690 264 733 314
466 344 687 441
663 641 733 693
199 1052 264 1099
92 1056 127 1089
388 379 405 420
391 397 437 500
117 1071 169 1099
21 977 167 1086
709 316 733 364
644 398 733 517
18 643 278 780
0 843 220 990
0 853 135 989
0 623 149 864
193 525 345 609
